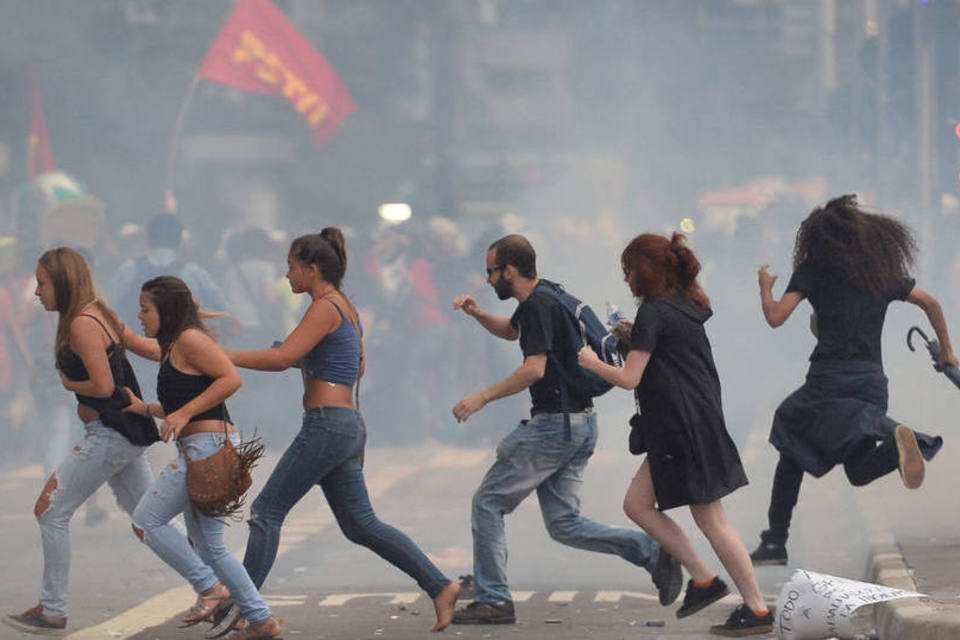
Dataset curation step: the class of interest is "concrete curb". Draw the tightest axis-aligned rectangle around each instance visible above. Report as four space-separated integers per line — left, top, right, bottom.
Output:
869 533 960 640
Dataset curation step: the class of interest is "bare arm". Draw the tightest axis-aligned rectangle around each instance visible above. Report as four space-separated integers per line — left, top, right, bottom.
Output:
452 294 518 341
122 325 161 361
907 287 958 367
758 265 805 327
229 298 339 371
452 353 546 422
60 316 115 397
160 329 242 441
579 347 650 389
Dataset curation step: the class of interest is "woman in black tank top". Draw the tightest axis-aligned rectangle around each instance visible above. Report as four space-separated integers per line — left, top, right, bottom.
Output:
4 247 196 635
124 276 280 639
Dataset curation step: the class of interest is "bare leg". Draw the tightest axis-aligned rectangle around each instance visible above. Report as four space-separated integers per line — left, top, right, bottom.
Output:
690 501 766 612
623 460 714 582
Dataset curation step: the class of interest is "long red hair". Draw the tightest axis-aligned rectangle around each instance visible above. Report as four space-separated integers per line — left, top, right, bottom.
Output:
621 232 710 309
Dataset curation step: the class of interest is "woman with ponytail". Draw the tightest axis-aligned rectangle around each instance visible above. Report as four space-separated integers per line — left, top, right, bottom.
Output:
579 232 772 637
216 228 460 635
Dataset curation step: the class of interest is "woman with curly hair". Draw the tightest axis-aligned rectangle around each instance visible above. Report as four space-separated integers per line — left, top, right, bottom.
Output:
579 232 772 637
748 195 955 567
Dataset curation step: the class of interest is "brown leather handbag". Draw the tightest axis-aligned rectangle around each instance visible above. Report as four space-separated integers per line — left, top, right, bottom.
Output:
182 425 264 520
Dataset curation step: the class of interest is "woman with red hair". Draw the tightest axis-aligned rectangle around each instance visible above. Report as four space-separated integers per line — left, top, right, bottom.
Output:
579 232 771 637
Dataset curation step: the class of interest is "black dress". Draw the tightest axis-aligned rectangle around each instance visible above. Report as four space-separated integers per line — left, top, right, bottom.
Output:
631 295 748 510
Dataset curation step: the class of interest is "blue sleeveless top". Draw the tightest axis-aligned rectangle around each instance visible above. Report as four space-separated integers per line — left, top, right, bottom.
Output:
301 300 362 386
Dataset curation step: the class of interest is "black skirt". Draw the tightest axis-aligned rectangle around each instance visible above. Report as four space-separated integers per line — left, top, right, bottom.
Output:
770 360 942 477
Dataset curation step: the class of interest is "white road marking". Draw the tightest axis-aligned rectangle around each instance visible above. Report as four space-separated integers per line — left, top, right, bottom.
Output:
547 590 578 602
64 445 487 639
594 590 659 603
318 592 421 607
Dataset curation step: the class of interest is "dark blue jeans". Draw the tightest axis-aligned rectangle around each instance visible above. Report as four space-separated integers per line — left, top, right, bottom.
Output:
243 407 449 598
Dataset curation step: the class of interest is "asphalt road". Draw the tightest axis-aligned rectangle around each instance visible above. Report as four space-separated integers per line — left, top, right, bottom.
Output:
0 406 872 640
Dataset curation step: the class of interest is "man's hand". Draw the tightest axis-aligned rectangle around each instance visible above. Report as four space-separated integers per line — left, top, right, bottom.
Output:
453 391 488 423
452 294 480 317
577 346 601 371
758 264 778 292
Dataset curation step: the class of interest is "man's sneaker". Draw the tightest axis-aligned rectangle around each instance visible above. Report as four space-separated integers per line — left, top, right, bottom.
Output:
3 605 67 635
749 540 788 566
451 600 516 625
651 548 683 605
676 577 730 618
456 574 476 600
709 603 775 637
895 424 924 489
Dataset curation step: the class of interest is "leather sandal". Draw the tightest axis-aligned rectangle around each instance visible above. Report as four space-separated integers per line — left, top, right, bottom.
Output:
225 617 282 639
179 583 231 628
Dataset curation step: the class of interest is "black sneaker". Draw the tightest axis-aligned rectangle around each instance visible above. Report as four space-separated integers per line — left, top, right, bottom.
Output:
451 600 516 625
709 603 775 636
3 605 67 636
651 548 683 605
456 574 476 600
749 541 788 566
676 577 730 618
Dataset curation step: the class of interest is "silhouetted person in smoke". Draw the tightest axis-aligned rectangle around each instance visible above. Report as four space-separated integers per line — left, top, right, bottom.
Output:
110 212 229 331
749 195 956 567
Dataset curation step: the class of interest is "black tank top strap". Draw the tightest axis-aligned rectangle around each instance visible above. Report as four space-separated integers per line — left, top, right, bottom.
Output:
78 313 118 344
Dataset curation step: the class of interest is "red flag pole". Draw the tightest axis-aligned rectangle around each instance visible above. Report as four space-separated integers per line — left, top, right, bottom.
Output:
163 76 201 213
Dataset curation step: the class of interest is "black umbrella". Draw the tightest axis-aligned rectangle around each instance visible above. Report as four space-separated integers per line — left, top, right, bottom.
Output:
907 326 960 390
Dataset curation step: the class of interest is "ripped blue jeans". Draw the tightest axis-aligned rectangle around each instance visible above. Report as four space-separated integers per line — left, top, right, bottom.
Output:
35 420 155 618
133 431 272 625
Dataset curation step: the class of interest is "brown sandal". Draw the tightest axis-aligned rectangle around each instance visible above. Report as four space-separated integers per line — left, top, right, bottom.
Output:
180 583 231 628
226 617 282 639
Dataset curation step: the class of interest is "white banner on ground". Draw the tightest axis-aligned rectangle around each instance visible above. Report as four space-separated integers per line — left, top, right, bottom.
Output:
775 569 925 639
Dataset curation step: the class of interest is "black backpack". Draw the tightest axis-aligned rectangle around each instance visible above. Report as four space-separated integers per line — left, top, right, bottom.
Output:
536 280 623 438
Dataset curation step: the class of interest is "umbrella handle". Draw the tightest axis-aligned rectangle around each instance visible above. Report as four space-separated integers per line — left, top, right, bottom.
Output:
906 326 930 352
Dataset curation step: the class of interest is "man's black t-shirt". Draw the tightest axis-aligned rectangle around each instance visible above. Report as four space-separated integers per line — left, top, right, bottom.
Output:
509 280 592 414
786 261 915 364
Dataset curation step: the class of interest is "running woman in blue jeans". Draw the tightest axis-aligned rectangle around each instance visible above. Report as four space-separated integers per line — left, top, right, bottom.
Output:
215 228 460 634
3 248 204 635
449 234 681 625
124 276 280 639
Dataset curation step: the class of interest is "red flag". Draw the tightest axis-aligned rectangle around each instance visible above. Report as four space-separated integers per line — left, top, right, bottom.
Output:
197 0 356 146
28 81 56 178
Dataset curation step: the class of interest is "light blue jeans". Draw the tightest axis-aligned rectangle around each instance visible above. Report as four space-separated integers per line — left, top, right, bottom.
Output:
243 407 450 598
472 411 660 604
133 432 272 625
36 420 155 618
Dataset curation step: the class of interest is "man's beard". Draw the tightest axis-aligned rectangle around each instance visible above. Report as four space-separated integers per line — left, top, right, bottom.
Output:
493 279 513 300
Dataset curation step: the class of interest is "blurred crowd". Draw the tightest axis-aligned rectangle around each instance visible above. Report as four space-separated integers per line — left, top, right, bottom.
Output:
0 171 529 472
